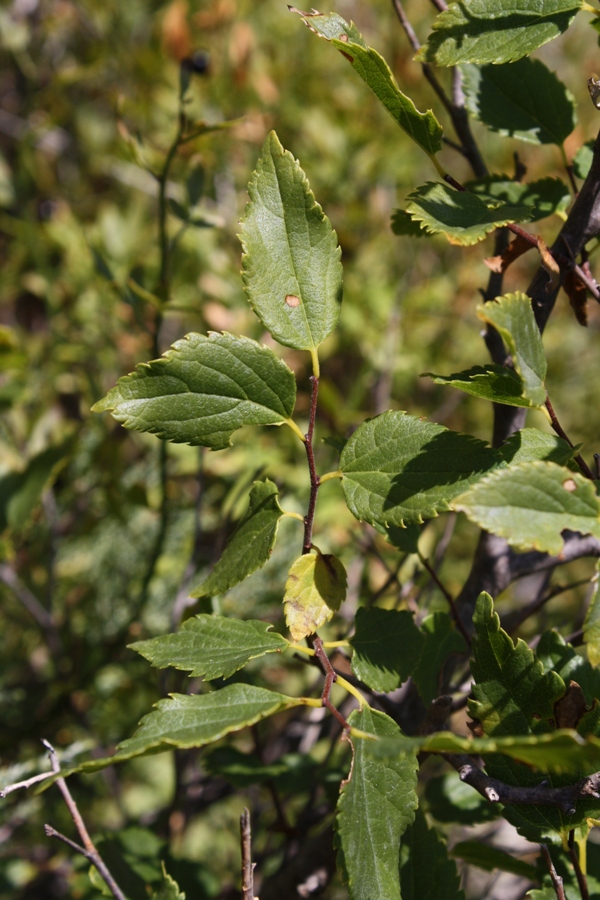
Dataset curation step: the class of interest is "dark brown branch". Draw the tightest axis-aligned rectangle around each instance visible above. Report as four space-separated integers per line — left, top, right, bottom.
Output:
240 808 256 900
303 375 321 554
446 753 600 816
43 741 126 900
568 829 590 900
545 396 595 480
540 844 566 900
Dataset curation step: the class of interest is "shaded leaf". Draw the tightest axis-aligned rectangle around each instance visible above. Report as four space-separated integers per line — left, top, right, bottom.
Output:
350 607 424 692
453 461 600 554
129 615 288 680
499 428 576 467
461 59 577 145
477 293 546 407
400 808 465 900
380 522 422 553
468 176 571 220
425 772 502 824
391 208 429 237
283 551 347 641
564 268 589 326
336 707 418 900
191 480 284 598
0 438 73 532
584 562 600 666
239 131 342 351
92 332 296 451
537 629 600 710
428 364 537 408
451 841 537 879
417 0 582 67
404 182 531 245
65 685 302 773
340 410 500 528
413 612 468 705
203 746 289 786
150 868 185 900
295 10 443 158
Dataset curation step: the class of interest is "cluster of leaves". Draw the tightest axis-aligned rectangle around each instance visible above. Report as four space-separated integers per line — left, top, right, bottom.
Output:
4 0 600 898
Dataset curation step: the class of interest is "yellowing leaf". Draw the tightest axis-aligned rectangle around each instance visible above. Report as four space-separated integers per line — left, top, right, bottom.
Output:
283 551 347 641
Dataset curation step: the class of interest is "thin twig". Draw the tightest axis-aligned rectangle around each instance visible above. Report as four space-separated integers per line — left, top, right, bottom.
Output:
391 0 452 113
240 808 256 900
312 637 351 731
0 770 55 797
0 564 62 654
540 844 567 900
42 741 126 900
419 554 471 647
303 375 321 554
545 396 595 480
568 829 590 900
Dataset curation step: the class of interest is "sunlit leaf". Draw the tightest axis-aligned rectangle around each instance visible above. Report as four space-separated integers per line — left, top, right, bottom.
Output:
92 332 296 451
129 615 288 680
240 131 342 351
295 10 443 158
336 707 418 900
417 0 582 66
584 562 600 666
499 428 576 467
453 461 600 554
428 364 537 408
340 411 500 528
477 293 546 407
467 176 571 220
283 551 347 641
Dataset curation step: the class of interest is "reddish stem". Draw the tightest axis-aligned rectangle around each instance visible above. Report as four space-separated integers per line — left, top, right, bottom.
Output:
313 637 351 732
545 396 595 480
303 376 321 554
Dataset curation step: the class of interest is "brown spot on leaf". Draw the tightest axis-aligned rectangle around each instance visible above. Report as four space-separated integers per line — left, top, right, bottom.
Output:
339 50 354 62
285 294 301 308
563 478 577 492
467 718 484 738
339 33 349 42
531 713 541 721
564 269 588 326
484 234 533 274
554 681 588 729
538 237 560 287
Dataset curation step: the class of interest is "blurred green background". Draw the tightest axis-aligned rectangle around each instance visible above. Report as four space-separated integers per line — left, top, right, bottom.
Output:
2 1 600 896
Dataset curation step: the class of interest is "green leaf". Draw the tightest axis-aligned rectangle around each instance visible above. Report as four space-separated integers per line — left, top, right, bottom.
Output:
129 615 288 680
368 729 600 774
466 176 571 220
416 0 582 66
296 11 443 159
381 522 422 553
350 607 425 692
573 140 594 179
527 890 556 900
336 707 418 900
470 593 565 738
584 562 600 666
0 439 73 532
477 293 547 407
92 332 296 451
500 428 576 467
150 867 185 900
427 364 538 408
450 841 537 880
239 131 342 352
536 629 600 710
404 182 531 245
453 461 600 554
67 685 302 773
391 208 430 237
412 613 468 705
461 59 577 146
203 746 288 786
191 480 284 598
340 410 500 528
400 808 465 900
283 550 347 641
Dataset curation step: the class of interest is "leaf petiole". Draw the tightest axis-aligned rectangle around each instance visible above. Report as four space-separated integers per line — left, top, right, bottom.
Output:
336 675 368 708
319 470 343 484
285 418 307 443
